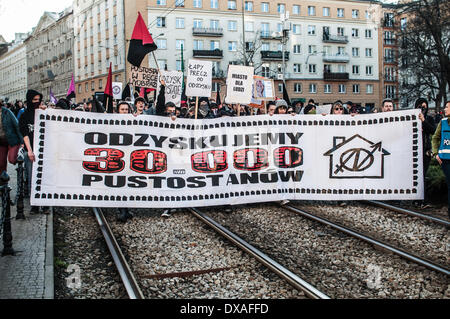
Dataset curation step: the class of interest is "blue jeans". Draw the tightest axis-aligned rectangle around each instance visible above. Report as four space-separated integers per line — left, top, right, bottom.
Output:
440 160 450 217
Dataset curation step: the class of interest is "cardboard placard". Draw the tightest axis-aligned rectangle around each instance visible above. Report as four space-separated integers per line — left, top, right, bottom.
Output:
186 59 213 97
130 66 158 89
253 76 275 100
225 65 254 104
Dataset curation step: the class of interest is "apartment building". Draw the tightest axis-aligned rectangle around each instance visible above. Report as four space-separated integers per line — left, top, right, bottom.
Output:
25 9 74 100
0 34 28 102
147 0 383 108
73 0 126 102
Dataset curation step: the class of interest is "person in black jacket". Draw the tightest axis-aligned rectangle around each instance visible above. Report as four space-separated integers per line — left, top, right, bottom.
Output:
19 90 49 214
415 97 436 208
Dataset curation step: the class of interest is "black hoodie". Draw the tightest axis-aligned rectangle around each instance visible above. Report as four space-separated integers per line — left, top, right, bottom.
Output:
19 89 43 151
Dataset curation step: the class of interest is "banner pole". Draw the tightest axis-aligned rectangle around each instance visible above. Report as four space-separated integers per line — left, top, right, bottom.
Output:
195 96 199 120
237 103 241 117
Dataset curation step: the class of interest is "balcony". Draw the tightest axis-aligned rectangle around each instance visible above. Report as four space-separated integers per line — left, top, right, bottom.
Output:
193 49 223 58
260 31 282 40
384 56 396 64
324 72 349 81
322 34 348 43
192 27 223 37
261 51 290 61
383 38 397 45
322 53 350 63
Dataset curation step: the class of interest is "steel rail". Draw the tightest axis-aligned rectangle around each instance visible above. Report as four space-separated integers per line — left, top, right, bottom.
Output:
188 207 330 299
282 203 450 277
363 200 450 227
92 207 145 299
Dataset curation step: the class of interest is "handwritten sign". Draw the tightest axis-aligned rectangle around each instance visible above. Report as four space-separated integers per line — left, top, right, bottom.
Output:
186 60 212 97
157 70 183 107
130 66 158 89
225 65 254 104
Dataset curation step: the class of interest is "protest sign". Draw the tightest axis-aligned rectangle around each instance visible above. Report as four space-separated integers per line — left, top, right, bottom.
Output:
253 76 275 100
32 109 423 208
157 70 183 107
186 60 213 97
317 104 332 114
225 65 254 104
130 65 158 89
112 82 123 100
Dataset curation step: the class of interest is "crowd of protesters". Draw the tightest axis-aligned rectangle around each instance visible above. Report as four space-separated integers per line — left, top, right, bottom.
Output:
0 82 449 223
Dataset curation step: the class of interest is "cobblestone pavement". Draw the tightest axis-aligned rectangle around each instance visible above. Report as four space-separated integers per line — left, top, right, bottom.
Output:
0 163 52 299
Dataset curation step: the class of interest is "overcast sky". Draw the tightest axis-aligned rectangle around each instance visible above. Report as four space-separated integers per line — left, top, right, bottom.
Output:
0 0 73 42
0 0 399 42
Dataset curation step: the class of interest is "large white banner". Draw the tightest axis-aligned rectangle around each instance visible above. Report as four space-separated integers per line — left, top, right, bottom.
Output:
31 109 423 208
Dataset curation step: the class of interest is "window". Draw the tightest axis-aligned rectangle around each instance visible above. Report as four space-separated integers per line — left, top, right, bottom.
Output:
294 83 302 93
293 63 301 73
212 82 220 92
352 47 359 57
176 18 185 28
293 44 301 54
365 48 373 57
261 42 270 51
366 65 373 75
324 84 332 93
352 65 360 74
228 0 236 10
245 41 254 51
309 83 317 93
309 64 316 73
338 84 346 93
78 84 82 93
228 41 237 51
157 0 166 5
278 83 283 93
176 39 185 50
352 9 359 18
277 23 282 32
157 59 167 70
85 82 89 92
278 4 285 13
156 17 166 27
323 7 330 17
293 5 300 15
365 29 372 38
293 24 301 34
209 20 219 29
337 27 344 36
308 6 315 16
176 0 185 6
353 84 360 93
228 20 237 31
261 64 270 77
308 45 316 54
337 8 344 18
157 38 167 49
401 17 407 30
176 60 182 71
307 25 316 35
210 0 218 9
210 40 220 50
99 79 103 89
261 2 269 12
193 19 203 28
194 40 203 50
245 1 253 11
352 28 359 37
245 21 254 32
338 65 346 73
193 0 202 8
366 84 374 94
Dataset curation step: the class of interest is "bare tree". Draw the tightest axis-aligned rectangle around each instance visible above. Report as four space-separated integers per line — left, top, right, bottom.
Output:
395 0 450 111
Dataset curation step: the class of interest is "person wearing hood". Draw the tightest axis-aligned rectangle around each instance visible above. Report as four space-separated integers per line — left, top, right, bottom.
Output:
197 97 215 119
415 97 436 208
0 102 23 174
19 89 49 214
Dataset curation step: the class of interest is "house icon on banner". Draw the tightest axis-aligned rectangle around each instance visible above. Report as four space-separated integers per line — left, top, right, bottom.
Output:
324 135 390 179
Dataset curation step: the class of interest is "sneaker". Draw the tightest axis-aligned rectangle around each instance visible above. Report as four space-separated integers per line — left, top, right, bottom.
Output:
161 209 171 217
280 200 290 206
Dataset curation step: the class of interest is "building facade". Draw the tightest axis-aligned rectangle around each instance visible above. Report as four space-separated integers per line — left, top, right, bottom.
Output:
146 0 383 108
25 8 74 100
73 0 126 102
0 34 28 102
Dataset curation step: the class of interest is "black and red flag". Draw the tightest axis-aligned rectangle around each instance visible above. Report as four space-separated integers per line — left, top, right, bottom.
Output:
104 62 114 113
127 12 158 67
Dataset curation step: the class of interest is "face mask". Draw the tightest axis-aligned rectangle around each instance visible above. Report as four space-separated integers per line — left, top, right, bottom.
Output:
32 102 41 109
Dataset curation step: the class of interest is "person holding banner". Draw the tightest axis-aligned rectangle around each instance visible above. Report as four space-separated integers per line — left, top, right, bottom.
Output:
19 90 49 214
432 100 450 222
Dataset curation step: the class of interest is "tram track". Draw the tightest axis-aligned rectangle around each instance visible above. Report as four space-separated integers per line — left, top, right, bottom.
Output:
99 207 311 299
